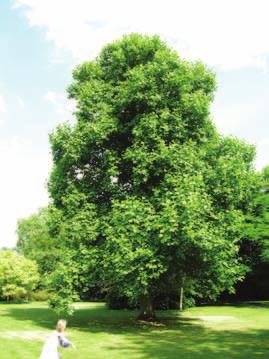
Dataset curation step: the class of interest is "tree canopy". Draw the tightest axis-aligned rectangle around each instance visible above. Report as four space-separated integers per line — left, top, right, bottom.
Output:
47 34 257 318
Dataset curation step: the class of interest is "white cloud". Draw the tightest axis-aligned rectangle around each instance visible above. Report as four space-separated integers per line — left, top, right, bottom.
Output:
0 95 6 113
256 140 269 170
66 99 77 115
44 91 57 104
0 137 50 248
5 0 267 254
17 96 25 108
14 0 269 69
44 91 77 124
212 101 269 171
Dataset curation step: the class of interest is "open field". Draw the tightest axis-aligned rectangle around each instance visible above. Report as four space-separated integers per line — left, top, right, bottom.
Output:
0 301 269 358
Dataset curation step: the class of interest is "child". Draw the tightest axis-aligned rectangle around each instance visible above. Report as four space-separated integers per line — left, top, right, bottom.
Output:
39 319 75 359
56 320 75 350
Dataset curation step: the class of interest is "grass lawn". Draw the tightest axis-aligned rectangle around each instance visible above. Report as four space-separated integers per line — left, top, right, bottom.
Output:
0 301 269 358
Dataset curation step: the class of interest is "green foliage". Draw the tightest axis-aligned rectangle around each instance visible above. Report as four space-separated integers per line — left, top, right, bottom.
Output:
241 167 269 261
260 167 269 259
30 289 52 302
47 34 257 316
49 257 79 316
16 207 60 277
235 166 269 300
0 250 39 301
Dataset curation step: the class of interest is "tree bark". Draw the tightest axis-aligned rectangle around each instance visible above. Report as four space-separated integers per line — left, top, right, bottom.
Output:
179 286 184 311
138 294 155 321
179 276 185 311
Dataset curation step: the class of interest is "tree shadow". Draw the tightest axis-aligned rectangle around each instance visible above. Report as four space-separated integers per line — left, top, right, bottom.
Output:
2 304 202 332
231 301 269 308
201 301 269 309
2 307 58 329
3 303 269 358
100 328 269 359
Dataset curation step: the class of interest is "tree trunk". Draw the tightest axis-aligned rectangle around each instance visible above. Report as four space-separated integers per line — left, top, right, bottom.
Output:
138 294 155 321
179 276 185 311
179 286 184 311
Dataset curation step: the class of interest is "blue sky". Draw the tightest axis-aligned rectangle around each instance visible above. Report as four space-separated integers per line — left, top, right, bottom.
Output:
0 0 268 247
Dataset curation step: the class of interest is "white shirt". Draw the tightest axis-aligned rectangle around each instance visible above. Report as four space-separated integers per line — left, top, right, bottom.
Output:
39 331 60 359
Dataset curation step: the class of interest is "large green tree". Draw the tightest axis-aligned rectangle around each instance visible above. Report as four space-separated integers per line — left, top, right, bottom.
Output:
48 34 257 319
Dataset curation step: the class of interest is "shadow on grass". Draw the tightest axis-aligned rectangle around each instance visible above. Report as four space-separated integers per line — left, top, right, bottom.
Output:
200 301 269 309
231 301 269 308
2 307 58 330
102 328 269 359
3 303 269 358
2 304 201 331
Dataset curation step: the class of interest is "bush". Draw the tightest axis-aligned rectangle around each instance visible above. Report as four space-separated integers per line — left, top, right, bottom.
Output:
30 290 53 302
106 291 136 309
0 250 39 301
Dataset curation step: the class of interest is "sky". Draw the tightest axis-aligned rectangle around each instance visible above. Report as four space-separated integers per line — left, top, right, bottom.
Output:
0 0 268 248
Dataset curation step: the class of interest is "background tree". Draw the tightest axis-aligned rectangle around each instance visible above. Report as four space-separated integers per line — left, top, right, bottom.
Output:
48 34 257 319
235 166 269 300
0 250 39 301
16 207 60 277
260 166 269 259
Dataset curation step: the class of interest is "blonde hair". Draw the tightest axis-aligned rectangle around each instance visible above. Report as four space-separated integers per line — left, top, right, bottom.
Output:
56 319 67 333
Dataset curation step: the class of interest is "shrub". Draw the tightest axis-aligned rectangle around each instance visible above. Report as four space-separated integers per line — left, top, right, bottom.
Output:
30 290 53 302
0 250 39 301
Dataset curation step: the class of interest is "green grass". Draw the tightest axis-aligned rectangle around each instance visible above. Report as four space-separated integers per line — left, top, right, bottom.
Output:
0 301 269 358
